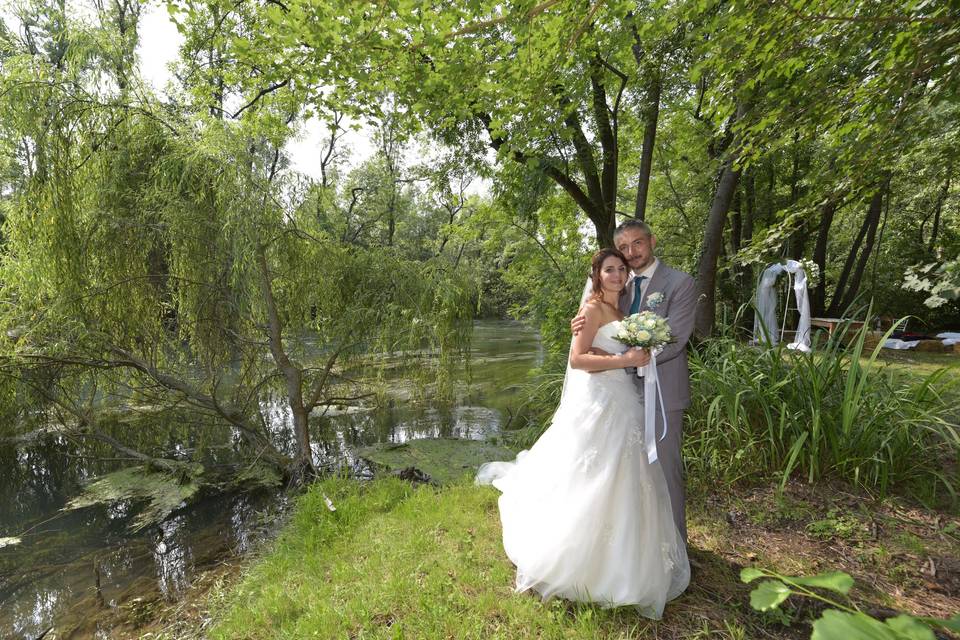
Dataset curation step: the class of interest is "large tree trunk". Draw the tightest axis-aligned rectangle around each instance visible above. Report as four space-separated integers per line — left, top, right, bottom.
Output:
589 56 619 247
695 157 743 336
633 68 661 221
811 196 839 316
478 55 621 248
694 100 746 337
826 186 886 316
256 245 314 481
836 188 885 312
480 108 617 248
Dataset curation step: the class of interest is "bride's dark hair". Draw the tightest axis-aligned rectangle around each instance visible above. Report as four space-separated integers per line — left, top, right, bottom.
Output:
589 248 629 303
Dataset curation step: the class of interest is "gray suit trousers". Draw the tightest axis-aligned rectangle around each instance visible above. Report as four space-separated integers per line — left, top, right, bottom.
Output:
658 409 686 543
632 376 686 542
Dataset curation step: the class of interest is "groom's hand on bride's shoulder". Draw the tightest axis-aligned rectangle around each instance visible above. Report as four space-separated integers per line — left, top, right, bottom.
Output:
570 314 587 335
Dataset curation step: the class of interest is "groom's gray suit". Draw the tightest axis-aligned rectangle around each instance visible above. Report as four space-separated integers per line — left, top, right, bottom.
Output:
619 261 696 542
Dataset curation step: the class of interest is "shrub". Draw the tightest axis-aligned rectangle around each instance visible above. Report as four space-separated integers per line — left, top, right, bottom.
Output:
685 322 959 502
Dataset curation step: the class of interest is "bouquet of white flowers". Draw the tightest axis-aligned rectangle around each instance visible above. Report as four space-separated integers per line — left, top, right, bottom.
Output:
613 311 672 350
615 311 673 457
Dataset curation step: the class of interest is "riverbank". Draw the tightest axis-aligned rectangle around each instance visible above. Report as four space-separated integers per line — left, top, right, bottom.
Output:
141 472 959 639
0 320 542 637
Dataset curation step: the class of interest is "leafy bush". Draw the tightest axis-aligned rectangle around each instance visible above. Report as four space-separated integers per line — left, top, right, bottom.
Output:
742 567 960 639
686 322 960 502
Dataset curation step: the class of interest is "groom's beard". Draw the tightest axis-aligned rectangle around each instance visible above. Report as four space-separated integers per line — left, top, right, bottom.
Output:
630 258 654 274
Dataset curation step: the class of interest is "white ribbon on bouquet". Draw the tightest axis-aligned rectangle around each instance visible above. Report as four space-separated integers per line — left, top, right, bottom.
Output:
637 349 668 465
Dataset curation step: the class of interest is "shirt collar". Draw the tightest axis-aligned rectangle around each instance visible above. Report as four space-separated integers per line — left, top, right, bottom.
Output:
631 258 659 281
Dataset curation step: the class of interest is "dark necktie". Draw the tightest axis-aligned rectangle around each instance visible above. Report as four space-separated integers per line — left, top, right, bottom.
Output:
628 276 646 315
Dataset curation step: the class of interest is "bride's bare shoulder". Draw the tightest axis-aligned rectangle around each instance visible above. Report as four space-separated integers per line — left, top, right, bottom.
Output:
578 300 604 318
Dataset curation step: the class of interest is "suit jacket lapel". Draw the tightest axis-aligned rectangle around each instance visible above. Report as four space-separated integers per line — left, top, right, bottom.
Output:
619 287 632 314
640 264 669 312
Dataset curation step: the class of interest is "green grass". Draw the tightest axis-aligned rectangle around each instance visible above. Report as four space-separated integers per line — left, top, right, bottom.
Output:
207 478 762 640
874 349 960 376
194 475 960 640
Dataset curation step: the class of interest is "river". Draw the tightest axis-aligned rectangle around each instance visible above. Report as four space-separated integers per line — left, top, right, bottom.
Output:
0 320 541 639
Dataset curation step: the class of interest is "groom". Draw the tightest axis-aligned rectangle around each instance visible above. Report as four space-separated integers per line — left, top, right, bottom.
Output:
573 219 697 542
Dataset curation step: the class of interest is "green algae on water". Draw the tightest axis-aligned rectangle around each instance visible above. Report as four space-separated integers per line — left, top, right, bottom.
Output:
65 465 201 531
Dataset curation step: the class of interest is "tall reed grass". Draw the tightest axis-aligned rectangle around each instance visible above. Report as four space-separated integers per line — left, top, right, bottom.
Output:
686 322 960 503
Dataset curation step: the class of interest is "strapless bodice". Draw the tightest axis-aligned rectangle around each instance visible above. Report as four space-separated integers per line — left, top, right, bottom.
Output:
593 321 628 354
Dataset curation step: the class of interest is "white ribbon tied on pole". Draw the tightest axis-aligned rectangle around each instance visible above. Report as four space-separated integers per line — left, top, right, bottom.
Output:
639 350 668 465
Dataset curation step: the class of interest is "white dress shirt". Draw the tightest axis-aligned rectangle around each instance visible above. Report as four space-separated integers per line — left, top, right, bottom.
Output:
629 258 659 305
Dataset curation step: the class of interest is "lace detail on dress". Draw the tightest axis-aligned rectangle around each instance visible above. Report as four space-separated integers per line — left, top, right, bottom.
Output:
624 426 644 460
598 521 615 546
577 448 599 472
661 543 676 574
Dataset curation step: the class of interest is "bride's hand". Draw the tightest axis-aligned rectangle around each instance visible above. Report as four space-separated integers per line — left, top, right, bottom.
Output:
623 348 651 368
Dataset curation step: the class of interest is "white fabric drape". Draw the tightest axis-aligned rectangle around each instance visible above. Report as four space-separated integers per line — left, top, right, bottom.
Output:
752 260 812 352
936 332 960 347
883 339 919 350
552 275 594 410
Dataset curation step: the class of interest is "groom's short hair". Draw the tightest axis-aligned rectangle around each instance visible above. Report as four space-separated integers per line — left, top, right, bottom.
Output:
614 219 653 239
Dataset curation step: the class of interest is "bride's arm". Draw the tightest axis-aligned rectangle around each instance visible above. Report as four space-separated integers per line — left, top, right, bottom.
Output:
569 305 648 372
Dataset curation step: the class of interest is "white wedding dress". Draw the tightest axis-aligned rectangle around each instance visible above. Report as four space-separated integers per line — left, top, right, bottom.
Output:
476 321 689 618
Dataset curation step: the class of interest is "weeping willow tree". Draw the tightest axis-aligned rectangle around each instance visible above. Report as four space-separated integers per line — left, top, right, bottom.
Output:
0 16 473 484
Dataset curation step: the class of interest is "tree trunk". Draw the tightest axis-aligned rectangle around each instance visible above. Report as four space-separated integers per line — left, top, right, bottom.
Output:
209 4 224 118
633 68 661 221
694 101 747 337
695 157 743 336
786 137 807 259
743 170 755 247
729 188 743 254
477 55 621 249
927 168 951 252
811 196 839 316
836 188 885 312
589 57 619 247
826 186 886 316
737 171 756 327
591 211 616 248
763 157 775 227
256 245 314 480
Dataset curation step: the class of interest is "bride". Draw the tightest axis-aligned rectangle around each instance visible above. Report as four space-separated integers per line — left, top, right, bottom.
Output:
476 248 690 618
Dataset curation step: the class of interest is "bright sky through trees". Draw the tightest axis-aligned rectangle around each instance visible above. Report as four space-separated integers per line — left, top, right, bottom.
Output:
135 0 377 180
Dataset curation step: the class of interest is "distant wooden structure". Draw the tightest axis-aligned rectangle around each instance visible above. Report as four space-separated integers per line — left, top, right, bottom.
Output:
809 317 865 337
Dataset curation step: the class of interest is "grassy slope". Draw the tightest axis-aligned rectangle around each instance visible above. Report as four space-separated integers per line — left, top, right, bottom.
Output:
209 478 663 639
204 475 959 640
172 351 959 639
